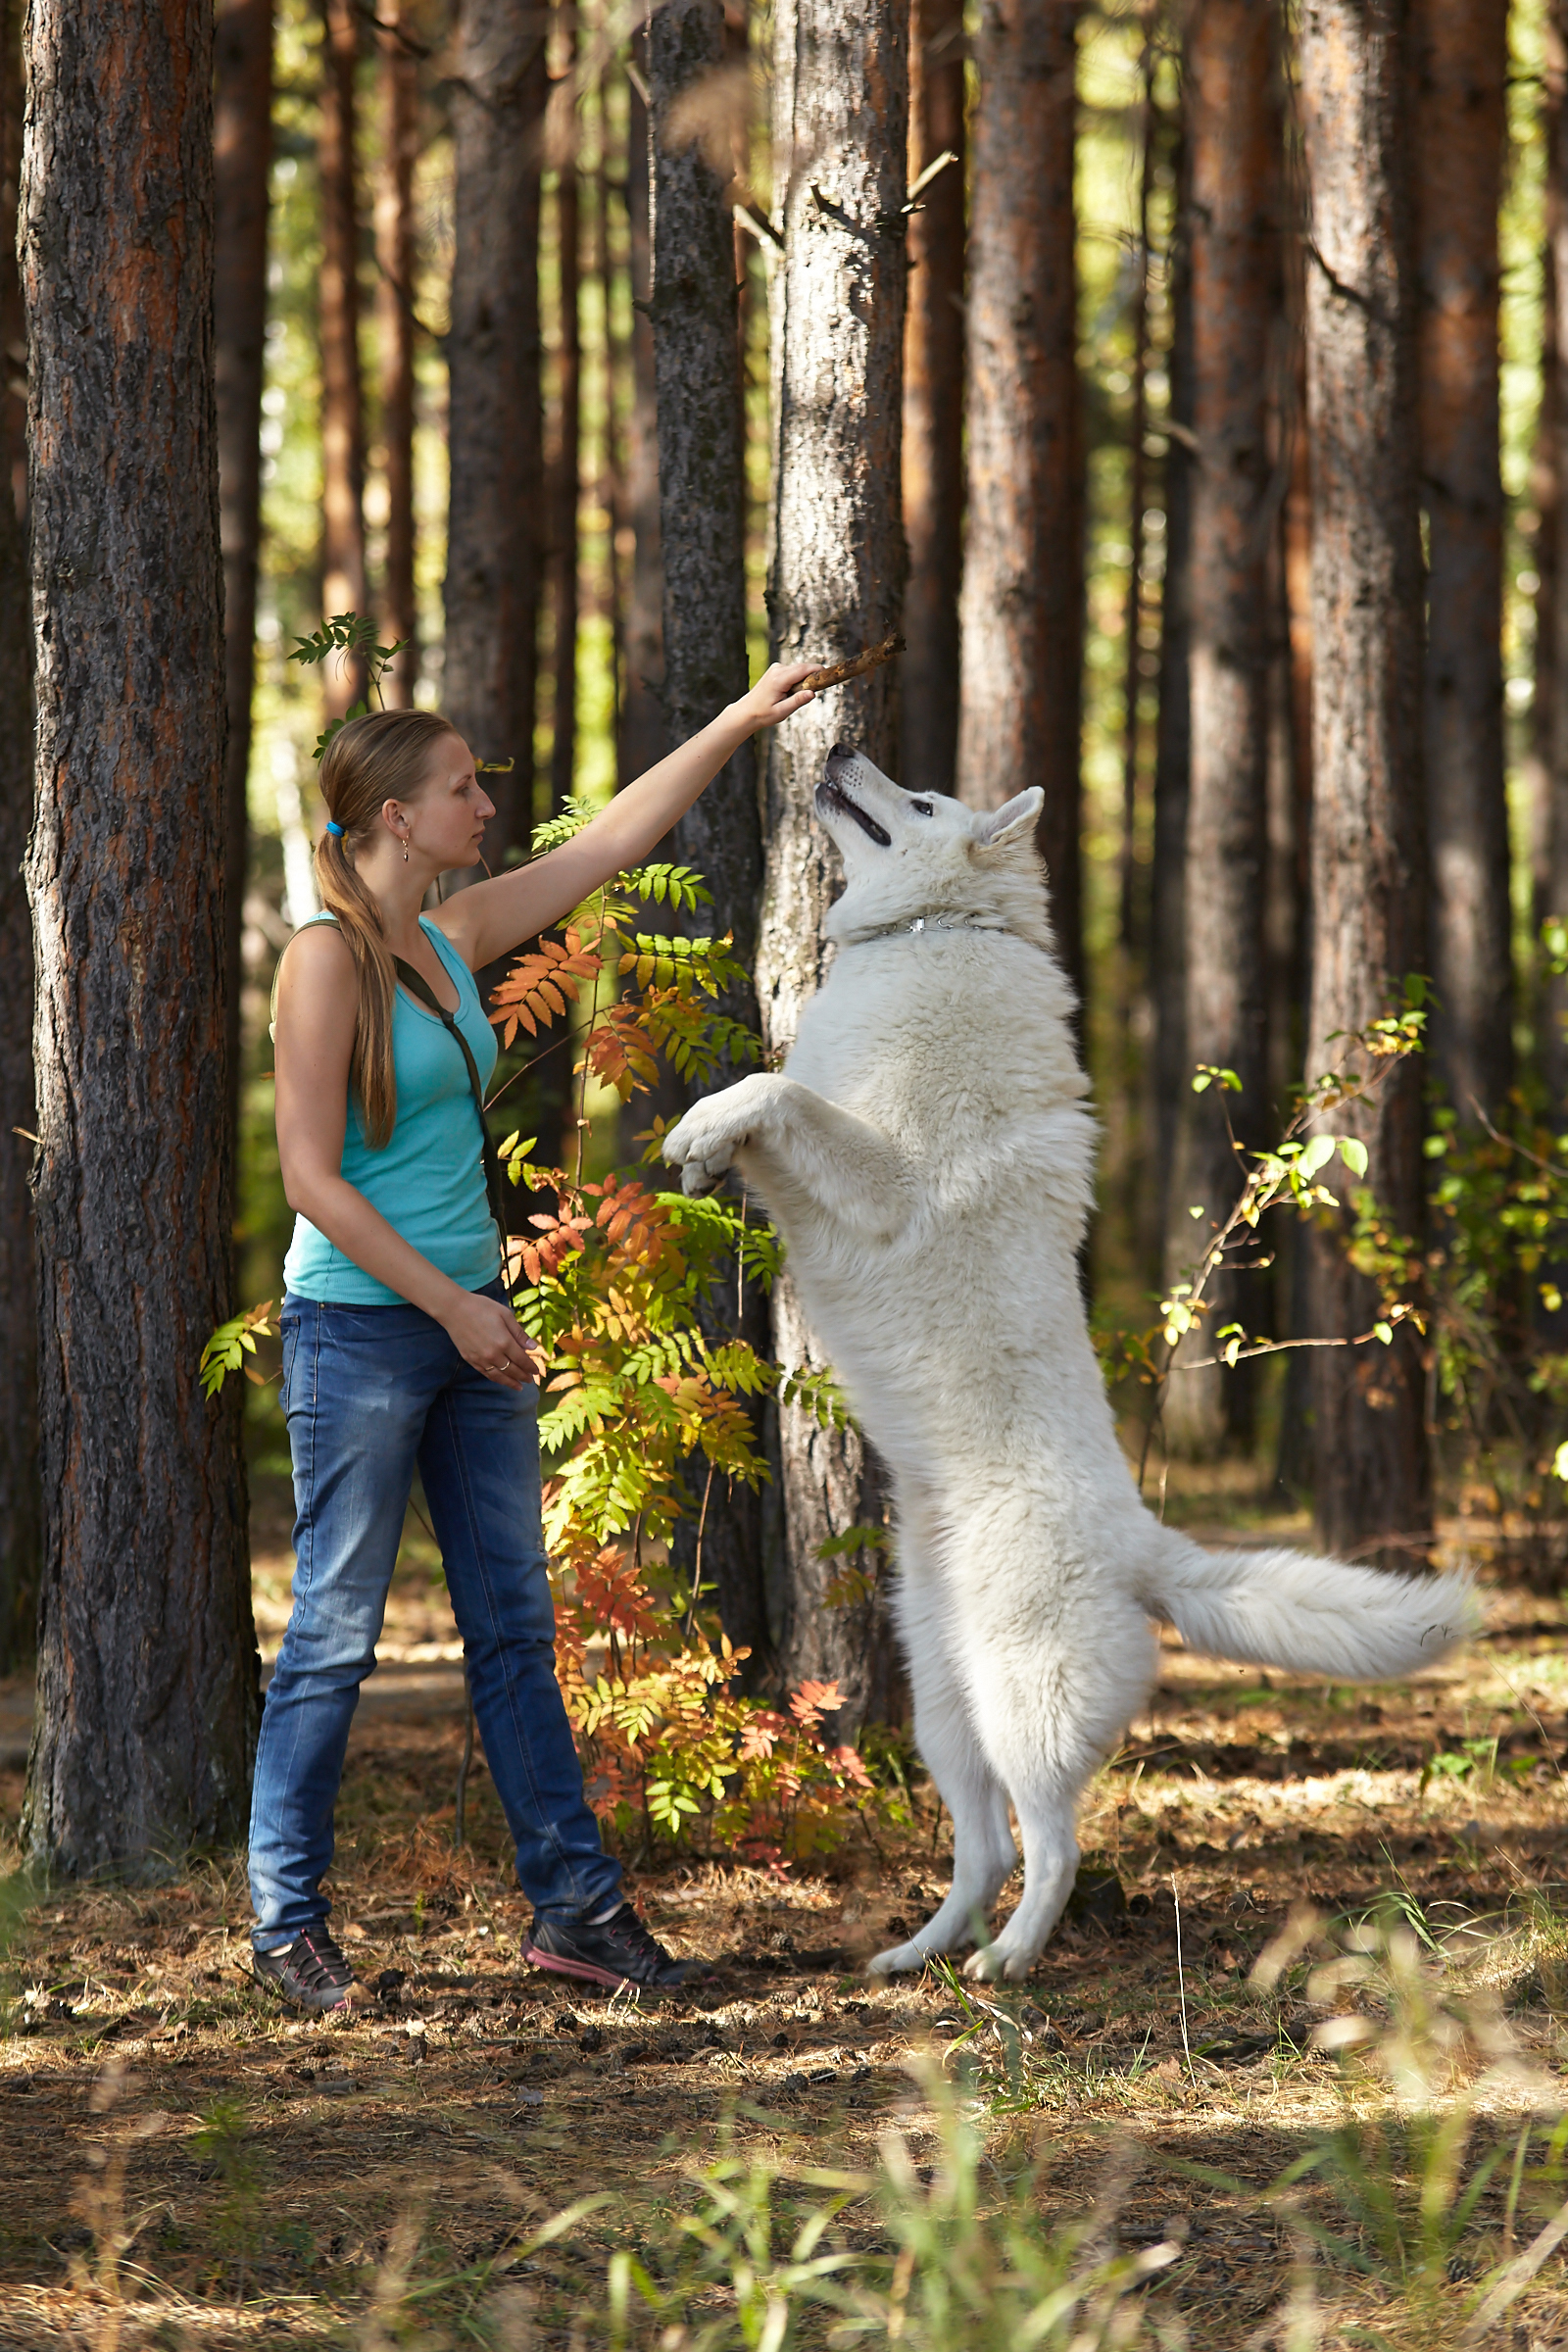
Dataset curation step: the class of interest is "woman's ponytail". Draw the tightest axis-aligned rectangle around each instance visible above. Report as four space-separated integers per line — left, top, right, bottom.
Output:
314 710 457 1149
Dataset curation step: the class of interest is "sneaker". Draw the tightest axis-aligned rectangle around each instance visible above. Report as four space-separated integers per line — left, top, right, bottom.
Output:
253 1926 356 2013
523 1903 692 1991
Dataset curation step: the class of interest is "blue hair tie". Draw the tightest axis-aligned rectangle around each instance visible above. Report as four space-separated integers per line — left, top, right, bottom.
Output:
325 819 345 838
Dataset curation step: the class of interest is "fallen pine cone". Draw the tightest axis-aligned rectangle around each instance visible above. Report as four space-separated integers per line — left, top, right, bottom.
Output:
802 633 904 691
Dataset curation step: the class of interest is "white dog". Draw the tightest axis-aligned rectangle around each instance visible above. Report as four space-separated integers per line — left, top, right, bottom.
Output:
662 747 1476 1982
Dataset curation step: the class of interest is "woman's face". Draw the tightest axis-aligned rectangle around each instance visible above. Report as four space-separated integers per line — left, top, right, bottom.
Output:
389 734 496 870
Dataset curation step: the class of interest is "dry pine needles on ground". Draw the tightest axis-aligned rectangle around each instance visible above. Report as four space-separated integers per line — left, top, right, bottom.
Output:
0 1481 1566 2347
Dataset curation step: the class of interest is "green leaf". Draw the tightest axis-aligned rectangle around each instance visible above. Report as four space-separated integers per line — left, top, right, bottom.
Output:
1338 1137 1369 1177
1298 1134 1336 1180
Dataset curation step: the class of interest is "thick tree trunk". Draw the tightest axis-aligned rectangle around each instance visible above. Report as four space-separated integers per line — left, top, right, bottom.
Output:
319 0 368 715
649 0 770 1679
374 14 419 707
0 0 35 1674
957 0 1082 1001
549 22 580 813
758 0 906 1729
444 0 548 862
1298 0 1430 1559
1161 0 1280 1456
1415 0 1509 1124
620 44 665 785
900 0 964 798
22 0 258 1875
215 0 271 1146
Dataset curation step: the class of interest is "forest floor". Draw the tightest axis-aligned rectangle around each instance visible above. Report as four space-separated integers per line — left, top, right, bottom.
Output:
0 1465 1565 2347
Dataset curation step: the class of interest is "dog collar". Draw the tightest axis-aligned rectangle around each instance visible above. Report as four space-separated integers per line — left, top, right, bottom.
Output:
843 909 1013 946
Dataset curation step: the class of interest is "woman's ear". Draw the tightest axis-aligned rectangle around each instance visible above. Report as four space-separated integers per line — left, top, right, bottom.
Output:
971 787 1045 850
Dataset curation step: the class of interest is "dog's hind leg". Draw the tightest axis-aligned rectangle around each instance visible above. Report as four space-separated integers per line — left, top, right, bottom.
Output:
955 1590 1154 1984
868 1568 1016 1977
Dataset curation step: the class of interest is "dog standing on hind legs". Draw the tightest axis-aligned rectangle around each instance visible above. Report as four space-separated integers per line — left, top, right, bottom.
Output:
662 744 1478 1982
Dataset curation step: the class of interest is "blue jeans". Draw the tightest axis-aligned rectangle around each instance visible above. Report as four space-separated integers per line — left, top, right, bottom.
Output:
248 1287 622 1949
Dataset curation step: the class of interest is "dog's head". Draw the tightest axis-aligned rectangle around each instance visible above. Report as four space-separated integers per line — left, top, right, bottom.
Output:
814 746 1054 951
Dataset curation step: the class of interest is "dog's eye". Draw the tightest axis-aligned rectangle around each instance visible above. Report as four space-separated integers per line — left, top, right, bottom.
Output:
909 799 933 817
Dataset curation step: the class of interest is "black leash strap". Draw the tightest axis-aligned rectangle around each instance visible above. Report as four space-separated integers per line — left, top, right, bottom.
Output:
393 957 519 1298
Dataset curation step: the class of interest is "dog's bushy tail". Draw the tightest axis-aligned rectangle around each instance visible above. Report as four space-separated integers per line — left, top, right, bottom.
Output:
1135 1526 1479 1682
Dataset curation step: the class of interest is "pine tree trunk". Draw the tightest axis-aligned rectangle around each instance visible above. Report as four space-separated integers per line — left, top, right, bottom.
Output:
1415 0 1510 1123
22 0 258 1875
620 44 665 785
1161 0 1281 1457
444 0 548 861
374 15 419 708
900 0 964 798
215 0 271 1144
1298 0 1430 1559
649 0 770 1679
1152 137 1192 1245
759 0 906 1729
1543 0 1568 1111
0 0 35 1674
319 0 368 716
957 0 1082 1000
1528 7 1560 965
549 24 580 814
595 72 625 752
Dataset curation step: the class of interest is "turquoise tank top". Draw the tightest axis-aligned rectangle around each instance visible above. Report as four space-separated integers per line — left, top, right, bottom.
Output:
281 914 502 1306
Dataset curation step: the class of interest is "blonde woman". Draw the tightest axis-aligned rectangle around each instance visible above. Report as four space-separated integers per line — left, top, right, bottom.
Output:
250 665 814 2009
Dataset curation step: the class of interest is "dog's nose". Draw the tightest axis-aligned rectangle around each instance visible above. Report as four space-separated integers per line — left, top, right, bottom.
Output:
828 741 856 761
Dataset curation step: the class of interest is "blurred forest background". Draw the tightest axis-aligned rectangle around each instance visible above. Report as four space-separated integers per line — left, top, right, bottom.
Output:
4 0 1568 1870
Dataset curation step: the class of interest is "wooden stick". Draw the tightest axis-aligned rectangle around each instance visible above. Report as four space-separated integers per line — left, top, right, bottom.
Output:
802 631 905 690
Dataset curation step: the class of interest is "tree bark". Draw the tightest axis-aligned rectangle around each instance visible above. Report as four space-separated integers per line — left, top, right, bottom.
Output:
0 0 35 1674
900 0 964 798
1528 3 1560 968
1161 0 1281 1456
1415 0 1510 1124
215 0 271 1149
22 0 258 1875
374 12 419 707
620 40 665 785
1120 17 1153 966
319 0 368 716
759 0 906 1728
1543 0 1568 1112
549 18 580 813
649 0 769 1679
444 0 548 863
1298 0 1430 1559
1151 146 1193 1241
957 0 1082 1002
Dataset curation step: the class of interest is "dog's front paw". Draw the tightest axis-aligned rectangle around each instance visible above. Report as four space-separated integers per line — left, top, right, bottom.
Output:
662 1108 740 1197
663 1086 768 1196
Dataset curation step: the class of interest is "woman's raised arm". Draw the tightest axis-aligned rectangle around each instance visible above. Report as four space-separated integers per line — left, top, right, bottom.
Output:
432 662 816 974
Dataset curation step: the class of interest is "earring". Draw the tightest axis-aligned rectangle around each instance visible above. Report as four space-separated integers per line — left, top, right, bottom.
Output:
402 840 409 863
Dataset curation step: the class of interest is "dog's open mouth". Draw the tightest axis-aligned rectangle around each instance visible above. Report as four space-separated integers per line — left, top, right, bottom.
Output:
815 775 892 847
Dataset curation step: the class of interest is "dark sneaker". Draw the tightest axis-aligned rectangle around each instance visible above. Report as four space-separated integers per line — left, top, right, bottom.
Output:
524 1904 692 1991
253 1926 356 2013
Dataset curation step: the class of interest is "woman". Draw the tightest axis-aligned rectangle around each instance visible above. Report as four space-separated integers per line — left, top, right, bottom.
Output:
251 662 816 2010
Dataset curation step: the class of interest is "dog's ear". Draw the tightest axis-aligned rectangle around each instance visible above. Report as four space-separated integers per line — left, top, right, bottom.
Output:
970 788 1044 852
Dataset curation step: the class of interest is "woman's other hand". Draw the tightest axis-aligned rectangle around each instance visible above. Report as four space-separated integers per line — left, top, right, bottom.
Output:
442 1290 543 1389
731 661 816 735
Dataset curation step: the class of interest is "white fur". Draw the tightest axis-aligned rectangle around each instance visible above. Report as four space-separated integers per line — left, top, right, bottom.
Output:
663 751 1478 1982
